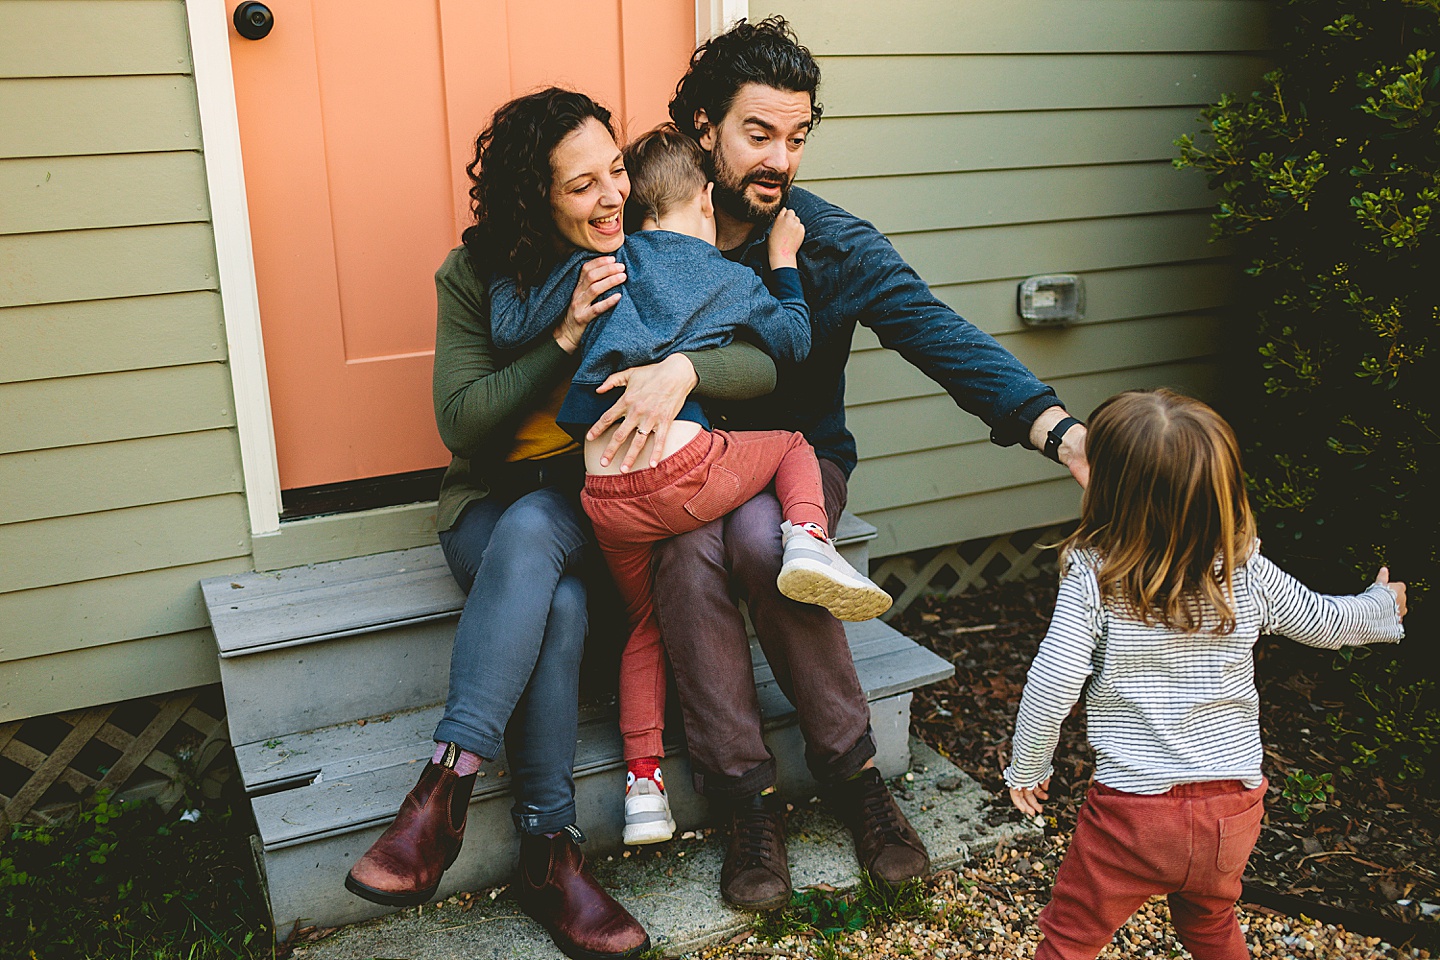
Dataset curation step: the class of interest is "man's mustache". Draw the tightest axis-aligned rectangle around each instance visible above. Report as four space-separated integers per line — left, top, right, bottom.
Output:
744 172 788 188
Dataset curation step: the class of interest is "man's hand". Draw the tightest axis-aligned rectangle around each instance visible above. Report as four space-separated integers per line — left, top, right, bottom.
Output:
587 353 699 471
553 257 626 353
1031 406 1089 488
766 208 805 270
1376 567 1407 620
1009 778 1050 817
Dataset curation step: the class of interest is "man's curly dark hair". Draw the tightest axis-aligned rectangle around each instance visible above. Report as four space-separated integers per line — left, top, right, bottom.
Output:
668 17 822 142
462 88 616 291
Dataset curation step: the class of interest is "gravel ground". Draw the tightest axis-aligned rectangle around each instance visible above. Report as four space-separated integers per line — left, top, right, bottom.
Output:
696 831 1434 960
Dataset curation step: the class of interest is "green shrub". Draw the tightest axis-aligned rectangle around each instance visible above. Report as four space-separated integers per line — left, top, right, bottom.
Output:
1174 0 1436 597
1175 0 1437 782
1281 767 1335 820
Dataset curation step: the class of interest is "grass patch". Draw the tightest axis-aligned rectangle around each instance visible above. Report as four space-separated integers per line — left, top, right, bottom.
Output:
751 873 940 950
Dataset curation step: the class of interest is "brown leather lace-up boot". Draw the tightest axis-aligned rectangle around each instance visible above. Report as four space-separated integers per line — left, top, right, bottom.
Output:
345 744 473 906
832 766 930 887
517 826 651 960
719 792 792 911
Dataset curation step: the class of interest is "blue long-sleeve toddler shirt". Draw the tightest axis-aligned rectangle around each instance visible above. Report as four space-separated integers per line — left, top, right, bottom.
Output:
489 230 809 432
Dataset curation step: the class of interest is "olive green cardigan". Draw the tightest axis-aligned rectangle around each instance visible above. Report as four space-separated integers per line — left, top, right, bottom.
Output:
432 245 779 532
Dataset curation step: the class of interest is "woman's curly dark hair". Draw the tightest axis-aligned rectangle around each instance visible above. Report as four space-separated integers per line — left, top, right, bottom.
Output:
668 17 822 142
462 88 616 291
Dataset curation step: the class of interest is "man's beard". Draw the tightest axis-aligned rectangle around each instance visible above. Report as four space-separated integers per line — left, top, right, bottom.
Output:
708 136 791 225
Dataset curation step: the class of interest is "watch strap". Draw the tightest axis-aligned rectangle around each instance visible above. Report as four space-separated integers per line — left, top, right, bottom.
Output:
1044 416 1083 464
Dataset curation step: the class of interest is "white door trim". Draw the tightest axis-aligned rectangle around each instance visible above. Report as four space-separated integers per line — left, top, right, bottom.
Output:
697 0 748 43
186 0 283 536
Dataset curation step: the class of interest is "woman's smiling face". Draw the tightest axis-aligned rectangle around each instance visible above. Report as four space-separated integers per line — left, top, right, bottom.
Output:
549 117 629 254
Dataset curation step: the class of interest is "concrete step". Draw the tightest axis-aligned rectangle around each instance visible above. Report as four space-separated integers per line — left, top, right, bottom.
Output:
206 514 879 747
289 741 1040 959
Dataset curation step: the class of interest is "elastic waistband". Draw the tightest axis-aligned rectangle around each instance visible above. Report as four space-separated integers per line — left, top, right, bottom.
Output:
583 430 716 499
1094 778 1254 799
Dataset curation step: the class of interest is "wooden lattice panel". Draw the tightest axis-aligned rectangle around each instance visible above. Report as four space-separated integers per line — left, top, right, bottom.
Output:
0 686 230 827
873 523 1074 620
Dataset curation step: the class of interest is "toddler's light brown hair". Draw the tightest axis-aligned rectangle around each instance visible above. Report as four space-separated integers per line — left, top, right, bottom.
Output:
1062 389 1257 634
622 124 708 235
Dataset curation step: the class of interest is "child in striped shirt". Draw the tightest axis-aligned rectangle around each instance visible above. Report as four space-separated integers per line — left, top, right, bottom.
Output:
1003 389 1406 960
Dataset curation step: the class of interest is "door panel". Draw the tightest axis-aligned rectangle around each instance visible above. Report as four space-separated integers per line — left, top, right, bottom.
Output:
229 0 695 490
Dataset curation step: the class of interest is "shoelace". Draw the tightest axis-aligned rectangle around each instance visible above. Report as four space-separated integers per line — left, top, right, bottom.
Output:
856 780 906 842
733 809 782 868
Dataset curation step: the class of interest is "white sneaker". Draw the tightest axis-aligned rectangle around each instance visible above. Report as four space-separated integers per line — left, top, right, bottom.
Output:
623 768 676 845
776 521 893 621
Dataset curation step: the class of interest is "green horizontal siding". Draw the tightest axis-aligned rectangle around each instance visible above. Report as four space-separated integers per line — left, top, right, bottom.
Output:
756 0 1262 553
864 478 1082 558
0 292 226 384
0 430 244 525
846 314 1226 407
854 261 1237 341
0 152 210 235
0 0 191 79
1 1 247 720
0 75 200 159
811 162 1212 237
817 53 1267 117
0 223 218 307
0 630 222 725
767 0 1270 55
846 360 1219 459
0 494 251 594
0 560 251 663
0 364 237 454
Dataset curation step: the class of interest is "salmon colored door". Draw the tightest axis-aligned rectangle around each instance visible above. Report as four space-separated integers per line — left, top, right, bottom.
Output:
228 0 696 490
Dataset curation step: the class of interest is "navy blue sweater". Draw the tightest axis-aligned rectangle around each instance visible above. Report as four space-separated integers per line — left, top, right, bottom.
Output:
488 230 809 430
708 187 1062 476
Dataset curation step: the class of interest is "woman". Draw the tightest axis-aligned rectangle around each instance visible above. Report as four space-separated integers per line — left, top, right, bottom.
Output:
343 89 777 960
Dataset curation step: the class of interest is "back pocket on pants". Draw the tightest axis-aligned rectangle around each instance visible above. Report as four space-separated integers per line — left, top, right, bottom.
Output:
684 465 742 523
1216 795 1265 874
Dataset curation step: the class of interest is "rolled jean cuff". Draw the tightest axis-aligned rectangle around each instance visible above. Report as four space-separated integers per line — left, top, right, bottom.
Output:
432 719 502 763
692 751 777 800
809 726 876 785
513 802 579 837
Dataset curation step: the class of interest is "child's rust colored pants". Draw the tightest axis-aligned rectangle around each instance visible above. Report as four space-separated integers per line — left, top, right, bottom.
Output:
581 428 828 761
1036 777 1267 960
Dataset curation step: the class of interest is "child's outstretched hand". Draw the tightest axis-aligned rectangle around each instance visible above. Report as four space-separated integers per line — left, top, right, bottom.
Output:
1009 777 1050 817
1376 567 1407 620
767 208 805 270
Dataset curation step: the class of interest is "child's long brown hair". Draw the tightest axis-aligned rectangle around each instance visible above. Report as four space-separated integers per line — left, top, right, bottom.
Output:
1061 389 1257 633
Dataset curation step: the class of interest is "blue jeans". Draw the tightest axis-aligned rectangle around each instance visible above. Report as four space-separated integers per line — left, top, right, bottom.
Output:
434 486 589 835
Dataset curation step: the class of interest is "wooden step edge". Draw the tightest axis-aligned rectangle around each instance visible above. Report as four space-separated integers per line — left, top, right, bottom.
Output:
215 610 460 659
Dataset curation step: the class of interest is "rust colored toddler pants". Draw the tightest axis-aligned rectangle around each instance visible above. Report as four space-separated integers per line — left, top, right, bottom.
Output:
1036 777 1267 960
581 429 828 761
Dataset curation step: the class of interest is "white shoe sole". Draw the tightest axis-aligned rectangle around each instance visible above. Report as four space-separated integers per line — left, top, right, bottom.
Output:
777 561 893 621
623 817 676 845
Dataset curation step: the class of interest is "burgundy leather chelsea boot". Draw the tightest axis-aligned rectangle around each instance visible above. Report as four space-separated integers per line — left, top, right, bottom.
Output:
517 826 650 959
345 743 473 906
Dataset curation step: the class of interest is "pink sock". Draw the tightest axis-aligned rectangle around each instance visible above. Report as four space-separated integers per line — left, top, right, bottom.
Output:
433 741 483 777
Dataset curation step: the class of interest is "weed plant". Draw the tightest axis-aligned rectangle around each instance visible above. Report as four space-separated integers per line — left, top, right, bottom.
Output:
1 790 273 960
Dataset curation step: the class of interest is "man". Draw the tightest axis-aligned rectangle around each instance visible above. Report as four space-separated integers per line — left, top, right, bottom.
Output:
591 17 1088 911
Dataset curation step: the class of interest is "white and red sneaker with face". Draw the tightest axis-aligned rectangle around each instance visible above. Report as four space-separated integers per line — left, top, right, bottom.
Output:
623 767 676 845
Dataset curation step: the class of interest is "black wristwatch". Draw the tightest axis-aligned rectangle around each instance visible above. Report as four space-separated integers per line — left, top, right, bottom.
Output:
1044 416 1083 464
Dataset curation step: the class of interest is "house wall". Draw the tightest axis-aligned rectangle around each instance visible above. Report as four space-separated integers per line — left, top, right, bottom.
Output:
0 0 1269 722
756 0 1269 555
0 0 250 722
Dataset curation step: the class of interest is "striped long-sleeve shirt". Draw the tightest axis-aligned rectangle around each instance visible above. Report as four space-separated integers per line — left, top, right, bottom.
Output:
1004 547 1404 794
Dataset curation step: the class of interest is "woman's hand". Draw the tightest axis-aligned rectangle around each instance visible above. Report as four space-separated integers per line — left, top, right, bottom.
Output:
553 257 626 353
586 353 699 471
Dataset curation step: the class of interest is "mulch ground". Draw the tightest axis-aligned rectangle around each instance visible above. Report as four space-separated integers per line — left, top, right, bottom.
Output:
895 578 1439 942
